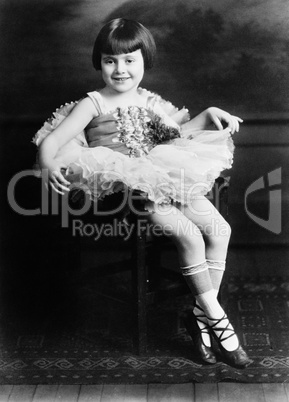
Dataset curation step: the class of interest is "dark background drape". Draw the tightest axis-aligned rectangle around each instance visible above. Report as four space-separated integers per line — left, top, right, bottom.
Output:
1 0 289 305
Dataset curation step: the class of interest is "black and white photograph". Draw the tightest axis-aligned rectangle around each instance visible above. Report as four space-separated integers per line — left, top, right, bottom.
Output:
1 0 289 400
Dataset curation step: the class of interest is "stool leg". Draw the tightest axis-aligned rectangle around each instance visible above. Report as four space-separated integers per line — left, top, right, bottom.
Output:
132 226 147 355
147 238 161 292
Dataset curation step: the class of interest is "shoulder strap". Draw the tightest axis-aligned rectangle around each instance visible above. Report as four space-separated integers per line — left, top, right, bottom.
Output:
87 91 104 114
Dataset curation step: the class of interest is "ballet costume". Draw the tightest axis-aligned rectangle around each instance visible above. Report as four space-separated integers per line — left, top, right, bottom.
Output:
33 87 234 209
32 87 253 368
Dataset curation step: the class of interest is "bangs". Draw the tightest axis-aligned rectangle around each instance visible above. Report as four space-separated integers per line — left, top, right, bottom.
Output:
101 34 142 56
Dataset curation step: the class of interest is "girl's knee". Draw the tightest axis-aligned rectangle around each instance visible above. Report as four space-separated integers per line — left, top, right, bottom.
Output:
176 230 206 255
209 221 231 250
222 221 231 240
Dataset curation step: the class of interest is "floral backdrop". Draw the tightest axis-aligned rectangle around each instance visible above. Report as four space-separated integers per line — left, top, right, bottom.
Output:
1 0 289 120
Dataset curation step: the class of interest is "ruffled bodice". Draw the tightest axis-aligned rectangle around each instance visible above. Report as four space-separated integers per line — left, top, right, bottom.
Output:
85 89 183 157
85 111 129 154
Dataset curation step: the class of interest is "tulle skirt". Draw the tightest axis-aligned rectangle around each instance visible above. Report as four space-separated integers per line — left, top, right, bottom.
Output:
63 127 234 206
32 100 234 206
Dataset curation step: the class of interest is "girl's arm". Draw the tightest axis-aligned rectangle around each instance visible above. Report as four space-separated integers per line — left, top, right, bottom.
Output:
184 107 243 134
152 91 242 134
39 97 98 194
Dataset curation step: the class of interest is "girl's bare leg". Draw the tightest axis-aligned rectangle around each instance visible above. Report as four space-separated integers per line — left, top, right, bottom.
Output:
146 203 214 350
174 197 240 351
147 201 251 367
177 196 230 297
146 203 228 342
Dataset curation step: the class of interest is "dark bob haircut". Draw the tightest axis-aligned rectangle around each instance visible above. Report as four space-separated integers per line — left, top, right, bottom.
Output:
92 18 156 71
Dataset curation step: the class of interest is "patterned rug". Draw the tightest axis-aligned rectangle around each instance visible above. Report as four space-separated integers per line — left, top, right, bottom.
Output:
1 273 289 384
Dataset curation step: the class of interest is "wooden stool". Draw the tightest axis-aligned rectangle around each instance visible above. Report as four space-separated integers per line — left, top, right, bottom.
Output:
66 176 229 355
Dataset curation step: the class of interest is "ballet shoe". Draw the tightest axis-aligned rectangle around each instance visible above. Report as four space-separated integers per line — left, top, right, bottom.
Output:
217 342 253 369
209 313 253 369
183 312 217 365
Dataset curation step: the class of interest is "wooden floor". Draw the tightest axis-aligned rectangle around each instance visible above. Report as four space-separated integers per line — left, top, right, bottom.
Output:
0 383 289 402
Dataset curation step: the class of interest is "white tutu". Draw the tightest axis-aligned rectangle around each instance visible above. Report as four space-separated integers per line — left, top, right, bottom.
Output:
33 89 234 205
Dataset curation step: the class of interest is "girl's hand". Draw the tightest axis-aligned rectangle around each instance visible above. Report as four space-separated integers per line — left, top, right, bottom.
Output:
206 107 243 134
44 159 71 195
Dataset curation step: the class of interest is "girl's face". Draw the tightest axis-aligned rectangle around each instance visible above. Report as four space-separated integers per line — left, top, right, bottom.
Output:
100 49 144 94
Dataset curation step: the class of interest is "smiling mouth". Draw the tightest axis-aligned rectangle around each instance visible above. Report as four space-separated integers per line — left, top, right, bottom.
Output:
113 77 130 82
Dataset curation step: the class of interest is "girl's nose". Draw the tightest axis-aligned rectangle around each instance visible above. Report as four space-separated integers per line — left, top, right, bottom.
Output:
115 60 126 74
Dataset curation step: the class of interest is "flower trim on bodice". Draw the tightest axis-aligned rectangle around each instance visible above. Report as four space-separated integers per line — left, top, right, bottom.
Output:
113 106 181 158
32 89 189 160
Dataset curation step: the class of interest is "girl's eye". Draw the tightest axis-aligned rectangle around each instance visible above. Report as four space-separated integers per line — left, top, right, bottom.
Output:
126 59 134 64
104 59 114 64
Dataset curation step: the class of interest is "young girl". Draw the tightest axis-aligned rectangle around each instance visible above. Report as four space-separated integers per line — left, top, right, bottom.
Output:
34 18 252 368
